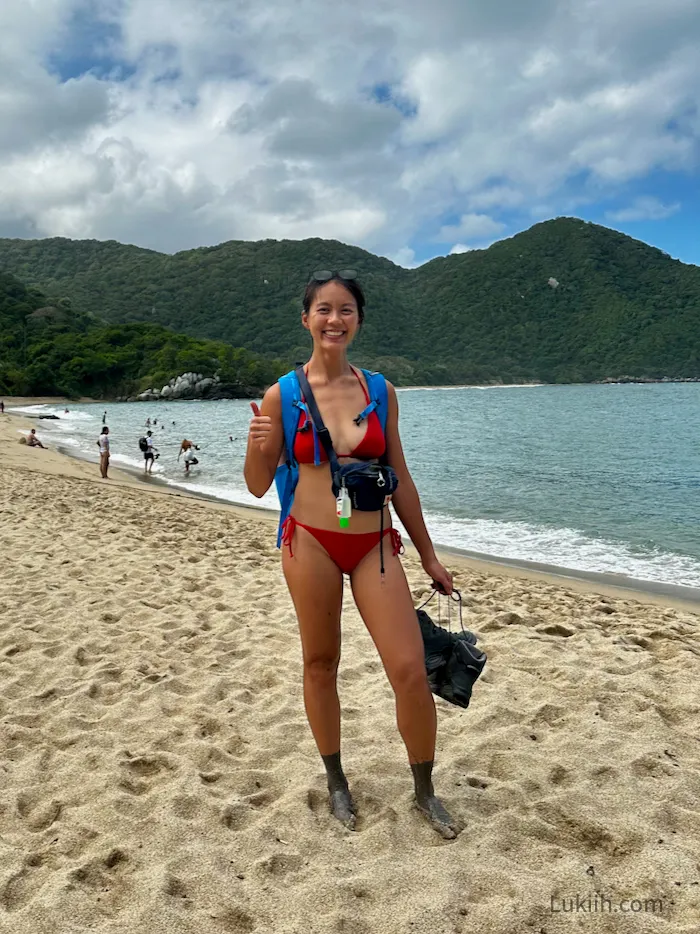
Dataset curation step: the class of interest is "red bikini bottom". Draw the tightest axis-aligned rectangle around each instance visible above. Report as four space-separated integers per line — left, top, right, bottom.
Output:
281 516 403 575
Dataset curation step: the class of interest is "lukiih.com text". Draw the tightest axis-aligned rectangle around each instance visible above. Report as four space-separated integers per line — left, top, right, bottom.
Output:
550 894 665 915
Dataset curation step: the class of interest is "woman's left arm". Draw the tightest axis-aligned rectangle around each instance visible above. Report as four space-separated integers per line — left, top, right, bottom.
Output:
384 382 453 595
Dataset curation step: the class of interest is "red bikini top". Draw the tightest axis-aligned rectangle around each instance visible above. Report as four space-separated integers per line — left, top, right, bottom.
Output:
294 368 386 464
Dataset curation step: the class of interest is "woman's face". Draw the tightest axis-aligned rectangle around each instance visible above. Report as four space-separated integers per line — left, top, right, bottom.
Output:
303 281 360 351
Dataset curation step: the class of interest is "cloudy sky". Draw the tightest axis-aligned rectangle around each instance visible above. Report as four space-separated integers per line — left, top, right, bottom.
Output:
1 0 699 265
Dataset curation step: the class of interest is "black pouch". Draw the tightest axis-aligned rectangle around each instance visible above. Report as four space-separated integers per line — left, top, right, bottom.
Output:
295 366 398 511
333 461 398 511
416 589 486 709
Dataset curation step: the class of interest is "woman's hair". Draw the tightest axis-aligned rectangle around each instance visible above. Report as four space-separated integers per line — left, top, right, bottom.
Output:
302 275 366 325
101 426 108 433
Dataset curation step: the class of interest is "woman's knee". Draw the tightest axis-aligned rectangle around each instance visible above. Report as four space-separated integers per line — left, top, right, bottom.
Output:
304 653 340 687
386 656 429 698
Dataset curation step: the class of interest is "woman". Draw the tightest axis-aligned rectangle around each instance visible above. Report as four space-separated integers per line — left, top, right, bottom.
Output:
97 426 110 478
244 272 461 838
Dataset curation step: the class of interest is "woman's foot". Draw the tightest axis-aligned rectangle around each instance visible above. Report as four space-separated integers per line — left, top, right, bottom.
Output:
411 760 463 839
322 751 356 830
414 792 462 839
329 785 356 830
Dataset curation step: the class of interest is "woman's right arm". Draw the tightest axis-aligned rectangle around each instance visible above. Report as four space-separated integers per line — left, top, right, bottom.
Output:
244 383 284 498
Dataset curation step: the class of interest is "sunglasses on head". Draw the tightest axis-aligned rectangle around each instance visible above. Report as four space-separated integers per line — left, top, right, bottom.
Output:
311 269 357 283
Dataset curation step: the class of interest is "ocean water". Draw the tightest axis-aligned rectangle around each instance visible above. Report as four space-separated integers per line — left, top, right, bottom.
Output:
11 383 700 588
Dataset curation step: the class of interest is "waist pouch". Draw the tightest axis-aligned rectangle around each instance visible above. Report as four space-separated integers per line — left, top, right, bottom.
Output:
332 461 398 511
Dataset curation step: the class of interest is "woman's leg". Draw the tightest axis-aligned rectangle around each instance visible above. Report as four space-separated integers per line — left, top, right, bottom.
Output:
282 526 355 827
350 545 462 838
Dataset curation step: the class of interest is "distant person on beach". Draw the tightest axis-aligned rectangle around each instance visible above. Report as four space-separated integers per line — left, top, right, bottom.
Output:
97 426 110 478
145 417 151 428
141 430 156 473
244 270 458 839
0 400 4 414
178 438 199 474
27 428 46 448
102 410 107 424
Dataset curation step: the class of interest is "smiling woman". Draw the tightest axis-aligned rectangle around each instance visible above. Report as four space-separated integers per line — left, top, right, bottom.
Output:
244 270 462 838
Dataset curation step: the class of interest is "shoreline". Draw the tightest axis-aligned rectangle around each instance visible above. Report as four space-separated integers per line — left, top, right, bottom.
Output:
4 376 699 409
3 406 698 615
395 382 545 391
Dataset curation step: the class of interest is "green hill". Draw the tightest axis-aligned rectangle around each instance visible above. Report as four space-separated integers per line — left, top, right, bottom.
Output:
0 272 282 398
1 217 699 384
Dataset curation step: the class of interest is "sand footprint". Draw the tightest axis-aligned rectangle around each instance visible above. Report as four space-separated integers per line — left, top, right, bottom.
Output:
67 848 130 916
0 854 47 913
255 851 304 876
535 623 576 638
118 751 177 793
17 791 62 832
221 801 256 831
213 905 256 933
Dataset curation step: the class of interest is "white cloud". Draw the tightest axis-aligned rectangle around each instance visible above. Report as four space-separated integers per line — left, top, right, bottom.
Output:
606 196 681 222
0 0 698 254
449 244 473 254
467 185 525 211
391 247 418 268
437 213 505 244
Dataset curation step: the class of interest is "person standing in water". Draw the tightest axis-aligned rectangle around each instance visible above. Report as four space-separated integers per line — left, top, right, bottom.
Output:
97 426 110 478
143 430 156 474
178 439 200 474
244 270 460 838
102 410 107 425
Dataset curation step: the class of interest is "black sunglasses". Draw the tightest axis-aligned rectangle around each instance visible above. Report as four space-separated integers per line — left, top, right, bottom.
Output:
311 269 357 283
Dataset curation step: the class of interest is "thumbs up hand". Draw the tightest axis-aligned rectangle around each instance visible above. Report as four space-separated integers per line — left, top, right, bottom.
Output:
249 401 272 450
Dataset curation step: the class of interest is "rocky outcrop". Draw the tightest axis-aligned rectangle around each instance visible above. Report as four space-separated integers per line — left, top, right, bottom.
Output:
598 376 700 384
135 372 224 402
127 371 260 402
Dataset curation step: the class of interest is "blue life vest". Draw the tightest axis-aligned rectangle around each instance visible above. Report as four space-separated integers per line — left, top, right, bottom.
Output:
274 368 389 546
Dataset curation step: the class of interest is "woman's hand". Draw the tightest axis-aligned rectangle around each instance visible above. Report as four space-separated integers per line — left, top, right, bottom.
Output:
422 554 453 595
249 402 273 450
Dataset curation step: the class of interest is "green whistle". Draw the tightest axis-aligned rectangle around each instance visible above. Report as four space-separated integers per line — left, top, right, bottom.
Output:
339 517 350 529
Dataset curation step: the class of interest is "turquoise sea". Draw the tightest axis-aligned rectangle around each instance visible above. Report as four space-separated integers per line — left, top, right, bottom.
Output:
12 383 700 589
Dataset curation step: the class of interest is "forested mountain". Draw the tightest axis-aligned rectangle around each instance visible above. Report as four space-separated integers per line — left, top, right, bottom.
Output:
1 217 699 385
0 272 283 398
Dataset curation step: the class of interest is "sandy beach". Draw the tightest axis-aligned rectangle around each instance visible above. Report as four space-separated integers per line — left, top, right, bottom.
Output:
1 406 699 933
